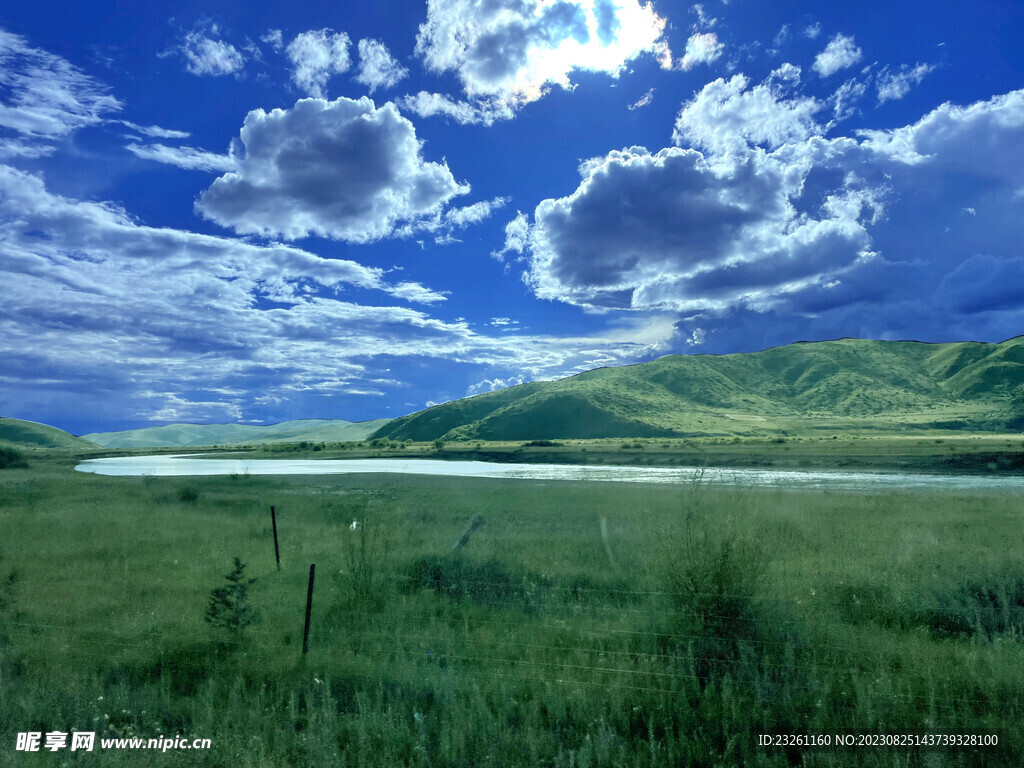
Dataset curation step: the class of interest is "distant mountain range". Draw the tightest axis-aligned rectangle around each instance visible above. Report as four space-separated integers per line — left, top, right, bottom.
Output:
5 338 1023 450
370 337 1024 442
83 418 392 448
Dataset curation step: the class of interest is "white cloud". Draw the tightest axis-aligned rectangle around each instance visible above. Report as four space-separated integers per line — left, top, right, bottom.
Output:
125 142 235 172
397 91 514 125
628 88 655 110
858 88 1024 178
673 67 822 155
830 77 867 122
813 34 862 77
804 23 821 39
387 282 450 304
467 375 527 395
196 97 470 242
523 145 872 312
394 196 508 240
443 197 507 228
146 394 243 423
684 328 706 346
286 29 351 97
0 28 121 157
492 211 531 261
261 29 284 52
691 4 718 29
178 25 246 77
355 39 408 93
678 32 723 70
415 0 670 112
120 121 190 139
876 62 934 103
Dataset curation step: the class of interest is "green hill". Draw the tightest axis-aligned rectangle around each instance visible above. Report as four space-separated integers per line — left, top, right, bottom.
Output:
85 418 392 449
372 337 1024 442
0 417 98 450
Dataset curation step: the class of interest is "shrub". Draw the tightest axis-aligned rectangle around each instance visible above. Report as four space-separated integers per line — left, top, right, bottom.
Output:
177 485 200 503
660 515 769 668
926 575 1024 641
205 557 258 640
432 438 445 450
0 447 28 469
340 503 392 610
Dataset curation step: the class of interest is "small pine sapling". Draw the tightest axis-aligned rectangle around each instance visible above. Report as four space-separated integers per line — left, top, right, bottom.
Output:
205 557 258 640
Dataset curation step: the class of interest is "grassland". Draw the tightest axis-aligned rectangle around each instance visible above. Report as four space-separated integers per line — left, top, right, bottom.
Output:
2 452 1024 765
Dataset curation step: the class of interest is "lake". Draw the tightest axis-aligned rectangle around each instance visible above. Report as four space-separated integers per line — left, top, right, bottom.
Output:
74 454 1024 493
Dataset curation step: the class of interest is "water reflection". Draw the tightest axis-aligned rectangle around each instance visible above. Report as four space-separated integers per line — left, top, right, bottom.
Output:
74 454 1024 493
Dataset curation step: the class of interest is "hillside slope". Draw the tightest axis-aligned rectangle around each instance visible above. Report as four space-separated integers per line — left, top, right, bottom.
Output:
372 338 1024 442
85 418 392 448
0 418 98 450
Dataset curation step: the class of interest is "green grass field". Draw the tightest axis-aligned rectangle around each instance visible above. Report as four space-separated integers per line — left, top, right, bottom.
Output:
2 453 1024 766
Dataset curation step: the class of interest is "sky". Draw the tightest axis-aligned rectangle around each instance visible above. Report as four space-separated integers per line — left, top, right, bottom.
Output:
2 0 1023 434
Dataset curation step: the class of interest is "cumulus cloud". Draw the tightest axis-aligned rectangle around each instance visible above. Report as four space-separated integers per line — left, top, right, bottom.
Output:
355 39 408 93
522 83 1024 350
125 142 235 172
813 34 862 77
415 0 670 112
858 88 1024 178
679 87 1024 348
672 66 822 155
196 97 470 242
678 32 723 70
0 28 121 157
467 374 527 395
876 62 934 103
523 144 872 312
175 24 246 76
286 29 351 97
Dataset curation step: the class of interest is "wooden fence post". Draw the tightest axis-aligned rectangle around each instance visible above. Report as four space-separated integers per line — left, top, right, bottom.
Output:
450 514 485 556
301 564 315 656
271 506 281 571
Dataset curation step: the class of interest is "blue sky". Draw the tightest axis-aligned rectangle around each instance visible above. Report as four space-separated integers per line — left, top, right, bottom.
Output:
2 0 1022 434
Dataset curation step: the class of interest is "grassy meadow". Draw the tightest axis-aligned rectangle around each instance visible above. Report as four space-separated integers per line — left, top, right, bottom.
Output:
2 450 1024 765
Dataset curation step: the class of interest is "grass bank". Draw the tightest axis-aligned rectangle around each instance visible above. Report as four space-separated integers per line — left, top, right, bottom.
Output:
235 434 1024 475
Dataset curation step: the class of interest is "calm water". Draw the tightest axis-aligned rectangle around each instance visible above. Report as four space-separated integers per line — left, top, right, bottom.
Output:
74 454 1024 493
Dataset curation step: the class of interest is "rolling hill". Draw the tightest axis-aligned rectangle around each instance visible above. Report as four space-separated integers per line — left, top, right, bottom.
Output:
371 337 1024 442
0 417 99 450
85 418 392 448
